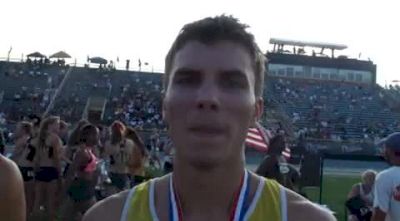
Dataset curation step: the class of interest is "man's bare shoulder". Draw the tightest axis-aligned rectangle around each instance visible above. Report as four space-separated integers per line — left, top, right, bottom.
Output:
0 155 21 186
0 155 25 221
83 190 130 221
286 188 336 221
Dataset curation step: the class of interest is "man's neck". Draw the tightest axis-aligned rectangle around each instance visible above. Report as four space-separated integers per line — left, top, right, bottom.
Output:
172 158 245 217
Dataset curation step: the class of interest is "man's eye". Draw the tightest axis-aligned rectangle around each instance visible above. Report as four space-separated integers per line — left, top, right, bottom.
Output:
222 78 247 89
174 76 198 85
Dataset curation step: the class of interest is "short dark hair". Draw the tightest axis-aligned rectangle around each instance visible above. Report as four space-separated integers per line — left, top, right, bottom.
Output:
164 15 266 97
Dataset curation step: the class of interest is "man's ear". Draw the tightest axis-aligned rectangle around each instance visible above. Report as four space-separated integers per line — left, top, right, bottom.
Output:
251 97 264 127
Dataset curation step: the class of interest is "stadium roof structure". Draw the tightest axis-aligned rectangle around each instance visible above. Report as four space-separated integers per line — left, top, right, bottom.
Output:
270 38 347 50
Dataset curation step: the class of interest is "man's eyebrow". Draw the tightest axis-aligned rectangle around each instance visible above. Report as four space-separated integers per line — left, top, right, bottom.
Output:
220 70 248 79
173 68 201 76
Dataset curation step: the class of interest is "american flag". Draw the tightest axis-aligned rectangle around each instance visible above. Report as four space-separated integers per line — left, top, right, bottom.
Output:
245 123 291 159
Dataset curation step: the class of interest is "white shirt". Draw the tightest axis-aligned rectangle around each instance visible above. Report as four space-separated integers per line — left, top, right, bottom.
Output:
373 166 400 221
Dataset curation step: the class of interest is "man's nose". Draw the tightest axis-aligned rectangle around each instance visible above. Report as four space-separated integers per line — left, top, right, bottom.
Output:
195 82 220 111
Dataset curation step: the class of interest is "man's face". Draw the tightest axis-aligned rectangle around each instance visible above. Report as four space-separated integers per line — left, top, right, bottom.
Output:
162 40 263 168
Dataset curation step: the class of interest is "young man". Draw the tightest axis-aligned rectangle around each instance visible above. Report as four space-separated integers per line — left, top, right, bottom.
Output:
372 132 400 221
84 15 335 221
0 154 26 221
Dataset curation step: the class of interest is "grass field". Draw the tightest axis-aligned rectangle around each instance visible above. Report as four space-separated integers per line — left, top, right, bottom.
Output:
304 174 360 221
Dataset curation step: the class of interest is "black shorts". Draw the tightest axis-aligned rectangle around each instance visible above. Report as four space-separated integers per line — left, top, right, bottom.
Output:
109 172 128 190
35 167 59 182
19 166 34 182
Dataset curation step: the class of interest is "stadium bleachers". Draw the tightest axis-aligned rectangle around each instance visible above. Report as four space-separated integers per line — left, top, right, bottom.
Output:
49 66 164 129
266 77 400 141
0 61 66 122
1 60 400 143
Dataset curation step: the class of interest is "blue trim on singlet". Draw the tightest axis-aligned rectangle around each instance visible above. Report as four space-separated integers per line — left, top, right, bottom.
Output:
239 173 251 221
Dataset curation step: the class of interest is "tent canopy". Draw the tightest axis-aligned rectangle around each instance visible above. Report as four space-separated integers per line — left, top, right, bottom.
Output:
50 51 71 59
89 57 108 64
27 52 46 58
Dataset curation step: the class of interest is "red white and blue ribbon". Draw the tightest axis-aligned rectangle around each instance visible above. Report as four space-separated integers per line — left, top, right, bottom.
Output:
169 170 249 221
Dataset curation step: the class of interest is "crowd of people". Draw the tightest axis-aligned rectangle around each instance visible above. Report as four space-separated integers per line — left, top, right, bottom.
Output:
3 115 170 221
0 60 67 123
106 79 163 129
268 78 400 142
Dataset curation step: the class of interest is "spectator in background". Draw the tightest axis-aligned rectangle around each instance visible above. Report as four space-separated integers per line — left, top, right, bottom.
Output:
10 121 35 218
125 127 148 187
256 134 300 191
163 138 174 174
346 170 376 221
125 59 130 70
372 132 400 221
148 128 161 168
32 116 63 221
28 114 41 138
63 119 90 177
61 124 100 221
0 154 26 221
104 121 134 193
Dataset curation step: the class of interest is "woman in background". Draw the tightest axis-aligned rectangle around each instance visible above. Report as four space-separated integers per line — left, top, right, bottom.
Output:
10 121 35 217
32 116 63 221
61 124 100 221
125 126 148 187
105 121 134 193
63 119 89 177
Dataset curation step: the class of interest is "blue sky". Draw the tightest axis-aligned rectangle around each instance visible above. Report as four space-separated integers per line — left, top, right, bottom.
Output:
0 0 398 85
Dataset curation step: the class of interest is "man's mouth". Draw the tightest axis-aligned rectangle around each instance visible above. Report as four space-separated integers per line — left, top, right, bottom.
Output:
188 125 225 135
